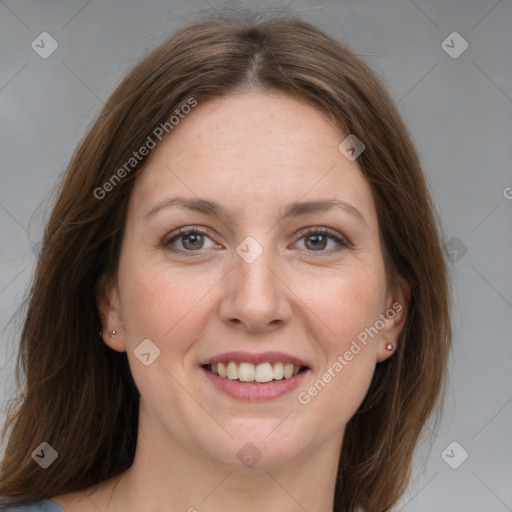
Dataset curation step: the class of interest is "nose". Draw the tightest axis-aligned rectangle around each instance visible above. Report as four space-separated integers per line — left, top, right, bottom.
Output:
218 237 293 332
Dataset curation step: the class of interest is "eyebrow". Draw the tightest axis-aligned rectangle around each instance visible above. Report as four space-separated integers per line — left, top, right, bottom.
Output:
144 195 368 228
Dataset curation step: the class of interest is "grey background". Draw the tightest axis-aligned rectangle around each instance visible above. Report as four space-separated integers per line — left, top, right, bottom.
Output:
1 0 511 510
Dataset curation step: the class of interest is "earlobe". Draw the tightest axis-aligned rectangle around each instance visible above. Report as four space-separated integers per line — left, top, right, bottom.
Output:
377 275 410 362
96 273 126 352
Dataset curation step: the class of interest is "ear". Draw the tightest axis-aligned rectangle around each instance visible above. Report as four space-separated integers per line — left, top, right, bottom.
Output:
96 273 126 352
376 274 410 363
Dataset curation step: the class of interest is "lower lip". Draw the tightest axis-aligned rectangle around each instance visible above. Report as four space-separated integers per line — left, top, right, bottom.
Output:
201 366 310 402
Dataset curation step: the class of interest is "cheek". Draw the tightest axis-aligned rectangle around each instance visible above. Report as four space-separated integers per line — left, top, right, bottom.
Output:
307 263 385 343
118 258 216 354
317 353 376 428
298 326 378 430
296 267 383 419
117 265 211 406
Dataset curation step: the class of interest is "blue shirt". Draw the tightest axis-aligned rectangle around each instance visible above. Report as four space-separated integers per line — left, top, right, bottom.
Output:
5 499 65 511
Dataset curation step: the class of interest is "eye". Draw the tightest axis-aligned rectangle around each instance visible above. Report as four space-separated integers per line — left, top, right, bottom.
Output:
294 227 350 254
162 226 218 257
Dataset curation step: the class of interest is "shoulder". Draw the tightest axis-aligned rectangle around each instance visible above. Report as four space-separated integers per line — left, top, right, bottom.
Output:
4 472 126 512
4 499 65 511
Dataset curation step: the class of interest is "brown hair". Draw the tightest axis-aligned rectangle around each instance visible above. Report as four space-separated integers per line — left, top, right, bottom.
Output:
0 9 452 512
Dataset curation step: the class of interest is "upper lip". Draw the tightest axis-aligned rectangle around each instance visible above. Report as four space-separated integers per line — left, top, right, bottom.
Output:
201 351 310 368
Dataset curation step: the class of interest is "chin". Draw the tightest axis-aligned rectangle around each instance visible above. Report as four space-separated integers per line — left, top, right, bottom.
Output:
198 425 310 469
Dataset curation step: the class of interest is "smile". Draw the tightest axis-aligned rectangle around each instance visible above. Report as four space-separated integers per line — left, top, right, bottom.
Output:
204 361 307 382
200 350 311 401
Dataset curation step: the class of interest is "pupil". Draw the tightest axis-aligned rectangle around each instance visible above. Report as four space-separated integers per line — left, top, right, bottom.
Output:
308 234 326 250
184 234 202 249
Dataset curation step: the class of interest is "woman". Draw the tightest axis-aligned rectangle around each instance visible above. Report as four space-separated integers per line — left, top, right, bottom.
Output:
0 9 452 512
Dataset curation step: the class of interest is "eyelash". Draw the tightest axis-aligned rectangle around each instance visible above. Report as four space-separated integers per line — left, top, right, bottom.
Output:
162 225 351 258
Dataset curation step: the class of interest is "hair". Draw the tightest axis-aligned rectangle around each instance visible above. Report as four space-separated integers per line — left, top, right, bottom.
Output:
0 8 452 512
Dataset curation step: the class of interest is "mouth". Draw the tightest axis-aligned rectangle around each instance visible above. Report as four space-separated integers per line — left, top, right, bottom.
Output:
202 361 309 383
200 351 311 401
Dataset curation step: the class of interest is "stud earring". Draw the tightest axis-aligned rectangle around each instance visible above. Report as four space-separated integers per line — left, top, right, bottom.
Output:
110 330 117 338
386 343 394 351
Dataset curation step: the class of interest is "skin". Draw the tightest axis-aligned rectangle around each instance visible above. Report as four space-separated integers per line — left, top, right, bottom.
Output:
52 91 409 512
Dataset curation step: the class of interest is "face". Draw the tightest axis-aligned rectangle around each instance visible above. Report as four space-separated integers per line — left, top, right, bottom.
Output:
99 92 409 470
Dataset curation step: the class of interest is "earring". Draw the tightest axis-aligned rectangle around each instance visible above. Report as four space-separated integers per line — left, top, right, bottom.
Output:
110 330 117 338
386 343 394 351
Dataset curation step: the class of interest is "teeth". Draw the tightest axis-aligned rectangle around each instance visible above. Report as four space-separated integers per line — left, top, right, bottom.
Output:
254 362 273 383
284 363 294 379
239 362 255 382
273 361 284 380
226 361 238 380
209 361 305 382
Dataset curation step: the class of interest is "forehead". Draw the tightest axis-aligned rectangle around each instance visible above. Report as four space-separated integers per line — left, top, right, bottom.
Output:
128 92 378 231
161 92 346 165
